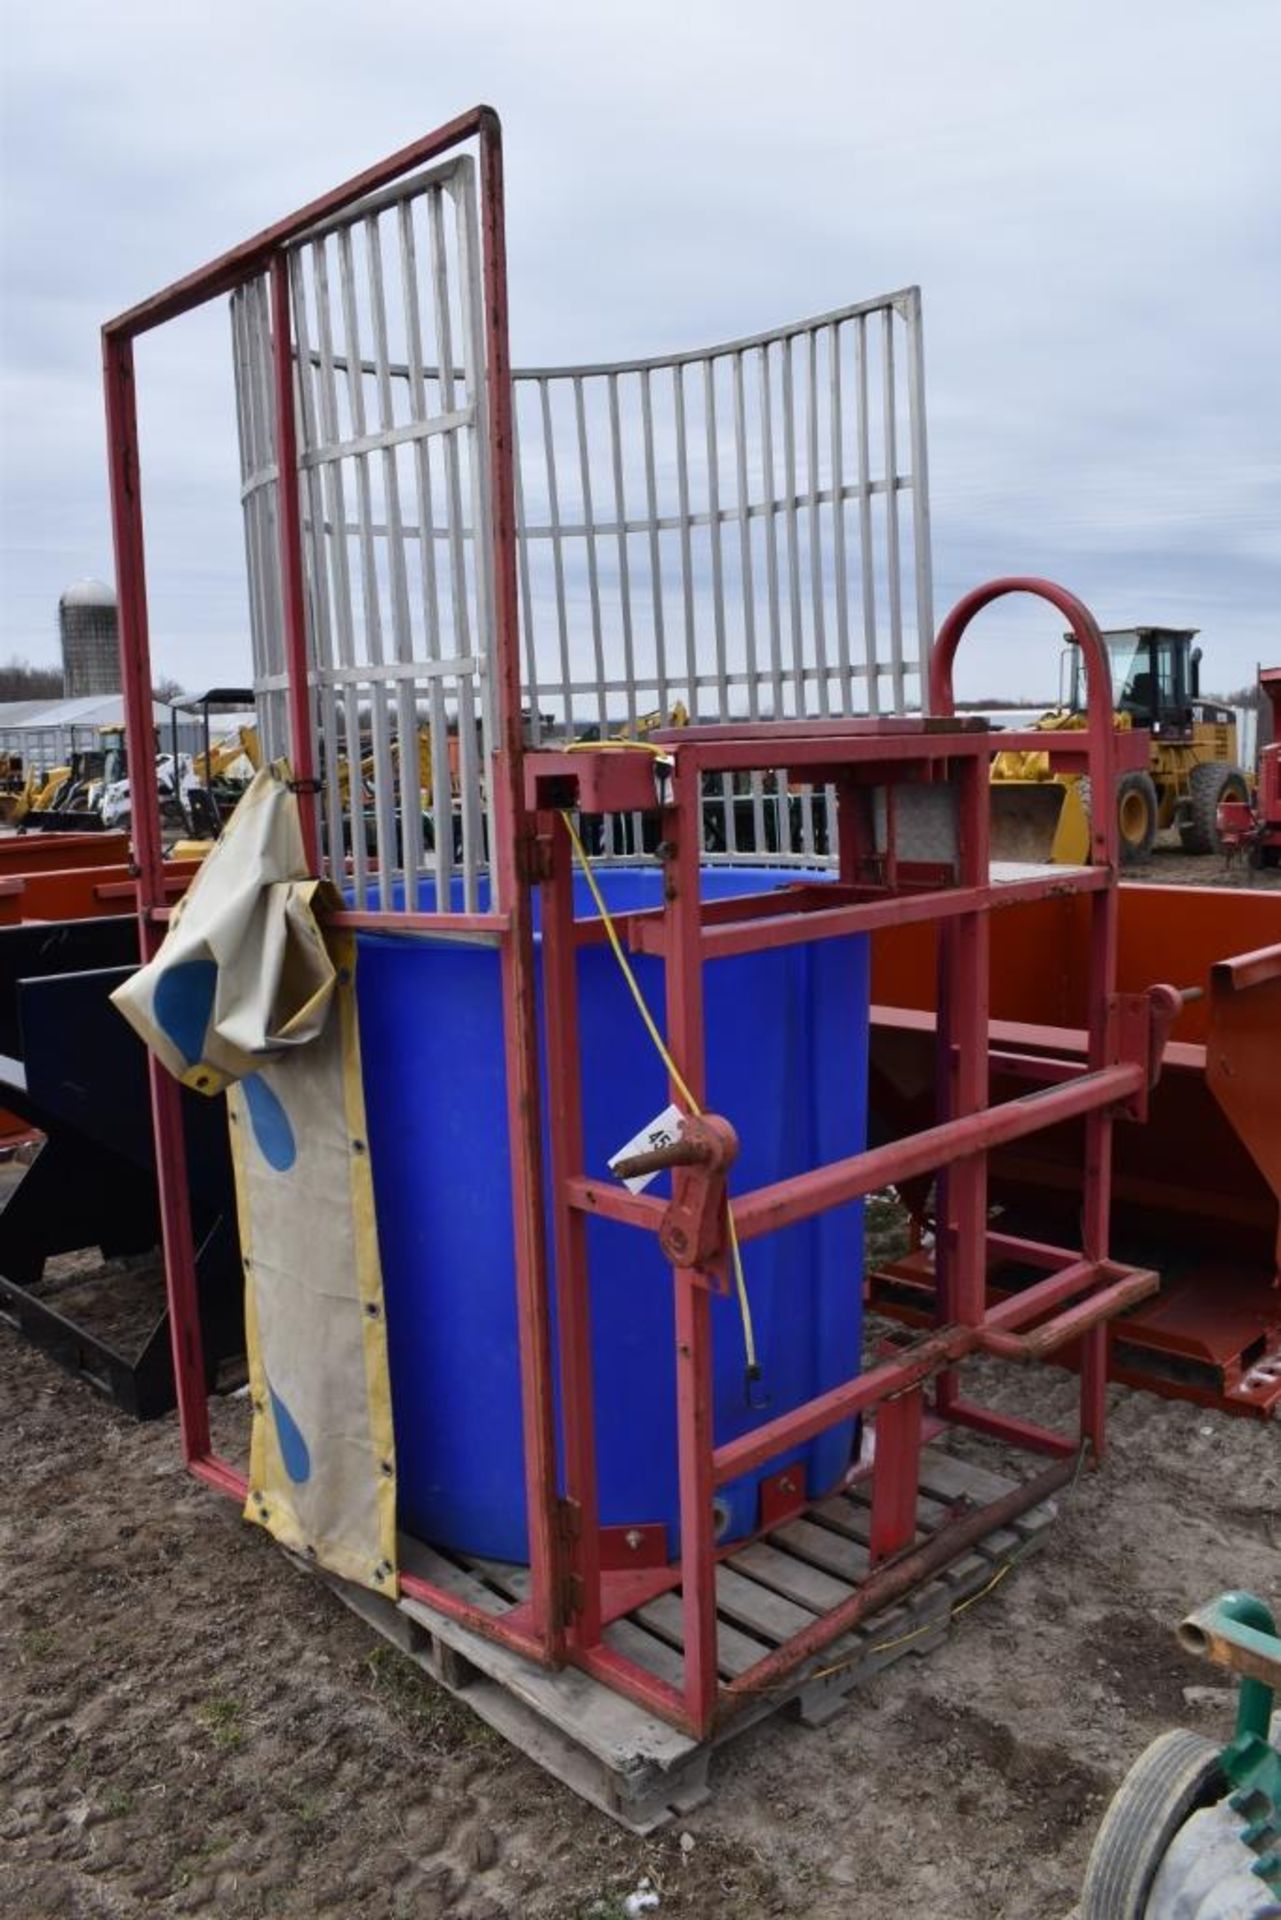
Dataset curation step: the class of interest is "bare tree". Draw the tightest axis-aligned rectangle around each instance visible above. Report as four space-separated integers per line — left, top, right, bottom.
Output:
0 656 64 701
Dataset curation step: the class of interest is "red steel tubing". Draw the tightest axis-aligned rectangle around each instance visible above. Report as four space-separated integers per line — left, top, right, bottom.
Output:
868 1385 924 1563
662 784 721 1732
714 1239 1138 1488
930 579 1122 1462
979 1264 1158 1359
730 1061 1144 1246
538 813 603 1649
103 105 494 340
632 865 1111 961
478 117 564 1660
104 108 566 1670
941 1399 1079 1458
399 1570 555 1667
191 1454 249 1501
104 330 214 1469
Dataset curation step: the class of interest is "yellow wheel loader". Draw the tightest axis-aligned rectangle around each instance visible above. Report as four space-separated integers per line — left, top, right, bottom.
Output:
991 626 1250 864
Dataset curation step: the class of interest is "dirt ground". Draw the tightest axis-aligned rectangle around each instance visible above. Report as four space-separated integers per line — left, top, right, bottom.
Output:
1 845 1278 1920
1118 835 1281 890
2 1311 1278 1920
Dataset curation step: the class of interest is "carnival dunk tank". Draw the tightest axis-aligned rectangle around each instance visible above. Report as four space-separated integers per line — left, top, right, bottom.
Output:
99 107 1280 1800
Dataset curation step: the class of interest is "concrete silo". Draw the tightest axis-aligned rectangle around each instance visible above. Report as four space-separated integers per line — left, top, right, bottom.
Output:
59 578 120 698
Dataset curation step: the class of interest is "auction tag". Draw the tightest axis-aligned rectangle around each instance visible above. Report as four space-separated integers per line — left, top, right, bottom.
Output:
609 1102 686 1193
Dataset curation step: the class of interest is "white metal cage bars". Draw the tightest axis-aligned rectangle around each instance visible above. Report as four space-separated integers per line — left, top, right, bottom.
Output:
233 155 496 914
234 198 933 900
512 290 932 861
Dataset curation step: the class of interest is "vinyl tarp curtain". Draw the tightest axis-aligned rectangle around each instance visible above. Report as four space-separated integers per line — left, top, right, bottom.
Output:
112 767 397 1596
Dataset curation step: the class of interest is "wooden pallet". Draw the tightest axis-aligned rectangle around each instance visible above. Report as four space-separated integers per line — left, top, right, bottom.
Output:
312 1446 1060 1832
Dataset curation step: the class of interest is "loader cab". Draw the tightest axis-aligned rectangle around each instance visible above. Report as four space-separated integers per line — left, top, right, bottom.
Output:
1065 626 1199 739
99 725 127 788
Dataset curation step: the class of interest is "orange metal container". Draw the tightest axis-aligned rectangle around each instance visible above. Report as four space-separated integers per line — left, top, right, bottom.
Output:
869 883 1281 1416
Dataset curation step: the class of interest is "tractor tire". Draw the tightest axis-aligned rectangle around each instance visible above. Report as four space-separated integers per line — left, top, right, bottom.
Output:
1079 1728 1225 1920
1180 762 1250 856
1116 770 1159 864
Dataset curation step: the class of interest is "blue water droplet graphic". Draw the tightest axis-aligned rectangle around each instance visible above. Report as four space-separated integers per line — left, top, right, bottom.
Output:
242 1073 297 1172
153 959 218 1069
267 1381 311 1483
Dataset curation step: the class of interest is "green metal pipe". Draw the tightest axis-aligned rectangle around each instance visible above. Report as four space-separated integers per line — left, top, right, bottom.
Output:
1179 1591 1278 1745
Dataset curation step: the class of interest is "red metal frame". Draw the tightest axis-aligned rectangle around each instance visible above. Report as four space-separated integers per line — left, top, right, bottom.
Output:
519 580 1173 1735
104 113 1175 1744
103 106 564 1663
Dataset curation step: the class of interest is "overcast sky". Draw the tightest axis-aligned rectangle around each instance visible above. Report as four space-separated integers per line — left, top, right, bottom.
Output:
1 0 1276 702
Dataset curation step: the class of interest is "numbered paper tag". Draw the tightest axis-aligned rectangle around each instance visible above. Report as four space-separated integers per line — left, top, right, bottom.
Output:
609 1102 686 1194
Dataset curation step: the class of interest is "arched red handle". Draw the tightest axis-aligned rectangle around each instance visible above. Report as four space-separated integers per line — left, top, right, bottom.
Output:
928 576 1118 867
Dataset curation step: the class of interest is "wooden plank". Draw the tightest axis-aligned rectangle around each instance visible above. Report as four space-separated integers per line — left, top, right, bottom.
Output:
939 1550 992 1593
811 1492 874 1542
830 1485 941 1537
771 1516 872 1582
973 1525 1022 1562
604 1618 686 1690
635 1592 771 1679
463 1555 534 1602
713 1564 819 1643
397 1580 698 1772
727 1540 856 1615
399 1537 512 1615
916 1451 1016 1507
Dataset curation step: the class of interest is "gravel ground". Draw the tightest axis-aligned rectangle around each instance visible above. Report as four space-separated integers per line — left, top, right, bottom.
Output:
1119 836 1281 890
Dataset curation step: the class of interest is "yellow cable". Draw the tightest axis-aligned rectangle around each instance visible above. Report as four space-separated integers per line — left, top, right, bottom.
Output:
743 1441 1090 1693
558 808 759 1382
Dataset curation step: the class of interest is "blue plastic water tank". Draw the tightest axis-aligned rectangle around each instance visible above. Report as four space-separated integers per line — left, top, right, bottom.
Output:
356 866 868 1564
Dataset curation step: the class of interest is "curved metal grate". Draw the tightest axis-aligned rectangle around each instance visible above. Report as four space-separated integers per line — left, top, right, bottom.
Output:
233 166 933 906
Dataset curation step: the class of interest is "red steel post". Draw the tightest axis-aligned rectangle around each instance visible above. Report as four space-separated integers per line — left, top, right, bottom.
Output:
869 1384 924 1562
102 328 213 1466
539 813 603 1647
104 106 493 340
664 768 720 1732
478 113 564 1658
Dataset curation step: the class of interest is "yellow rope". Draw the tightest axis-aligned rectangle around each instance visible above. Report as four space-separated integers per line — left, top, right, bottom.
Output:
558 808 760 1382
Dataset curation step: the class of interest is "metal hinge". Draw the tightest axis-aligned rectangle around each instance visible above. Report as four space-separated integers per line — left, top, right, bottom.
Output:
555 1496 584 1626
516 831 553 886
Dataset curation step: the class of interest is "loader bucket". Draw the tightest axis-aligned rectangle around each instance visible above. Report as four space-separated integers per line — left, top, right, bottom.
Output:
989 776 1090 865
867 885 1281 1419
1208 944 1281 1278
